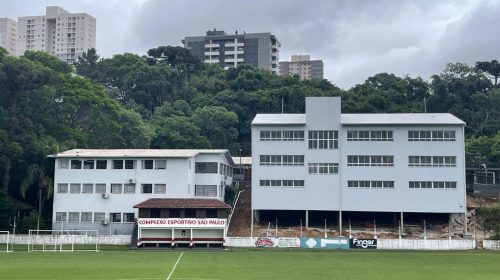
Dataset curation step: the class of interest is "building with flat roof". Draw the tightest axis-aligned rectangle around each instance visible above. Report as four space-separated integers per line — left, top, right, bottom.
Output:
182 29 280 74
0 18 17 55
15 6 96 64
50 149 234 235
279 55 324 80
251 97 466 230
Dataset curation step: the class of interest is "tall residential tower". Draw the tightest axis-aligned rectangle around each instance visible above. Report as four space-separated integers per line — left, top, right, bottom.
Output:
0 18 17 55
279 55 324 80
182 29 280 74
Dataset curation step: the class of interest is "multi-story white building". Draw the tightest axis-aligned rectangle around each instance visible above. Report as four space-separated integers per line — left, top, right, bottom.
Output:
182 29 280 74
251 97 466 228
0 18 17 55
279 55 324 80
15 6 96 64
50 149 233 235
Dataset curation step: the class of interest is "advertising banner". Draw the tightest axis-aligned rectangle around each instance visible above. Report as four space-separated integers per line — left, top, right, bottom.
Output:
254 237 276 247
137 218 226 229
349 238 377 249
277 237 301 248
300 237 349 249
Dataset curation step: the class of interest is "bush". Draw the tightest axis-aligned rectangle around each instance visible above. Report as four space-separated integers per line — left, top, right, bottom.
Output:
476 205 500 239
16 212 47 234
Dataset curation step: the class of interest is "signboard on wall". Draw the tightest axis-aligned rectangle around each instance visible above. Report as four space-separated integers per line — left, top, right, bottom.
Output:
349 238 377 249
277 238 301 248
255 237 275 247
300 238 349 249
137 218 226 229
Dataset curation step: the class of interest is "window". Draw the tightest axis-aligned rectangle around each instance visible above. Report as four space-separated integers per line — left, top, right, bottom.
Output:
68 212 80 222
347 130 393 141
347 156 394 167
195 185 217 197
111 184 122 194
81 212 92 222
260 130 304 141
308 130 338 149
55 212 67 222
260 180 304 187
206 209 218 218
142 160 153 169
155 160 166 169
123 213 135 223
112 160 123 169
71 160 82 169
347 180 394 188
96 160 107 169
308 163 339 174
185 209 196 218
95 184 106 194
260 155 304 166
58 159 69 169
408 156 456 167
94 212 105 222
83 160 94 169
408 130 456 141
57 183 68 193
125 160 135 169
142 184 153 194
409 181 457 189
124 184 135 194
167 209 178 218
154 184 166 194
110 213 121 223
70 183 81 193
195 162 218 173
82 184 93 194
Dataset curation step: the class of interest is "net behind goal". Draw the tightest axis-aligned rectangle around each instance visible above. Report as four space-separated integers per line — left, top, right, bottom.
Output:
28 230 100 252
0 231 13 252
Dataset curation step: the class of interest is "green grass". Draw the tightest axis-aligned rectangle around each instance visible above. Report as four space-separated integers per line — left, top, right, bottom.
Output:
0 249 498 280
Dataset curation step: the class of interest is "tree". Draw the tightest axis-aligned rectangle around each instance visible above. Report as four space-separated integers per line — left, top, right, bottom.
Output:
147 46 202 73
75 48 104 80
23 51 72 74
476 60 500 86
151 116 210 149
192 106 239 152
20 164 53 214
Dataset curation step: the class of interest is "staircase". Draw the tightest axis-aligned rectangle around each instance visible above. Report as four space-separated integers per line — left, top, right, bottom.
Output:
130 221 139 249
227 186 252 236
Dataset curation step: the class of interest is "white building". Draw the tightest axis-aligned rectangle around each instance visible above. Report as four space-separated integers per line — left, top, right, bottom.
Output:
0 18 17 55
15 6 96 64
279 55 324 80
50 149 233 235
251 97 466 228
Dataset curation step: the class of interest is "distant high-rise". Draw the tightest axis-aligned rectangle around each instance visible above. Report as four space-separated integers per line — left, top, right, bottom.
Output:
279 55 324 80
14 6 96 65
182 29 280 74
0 18 17 55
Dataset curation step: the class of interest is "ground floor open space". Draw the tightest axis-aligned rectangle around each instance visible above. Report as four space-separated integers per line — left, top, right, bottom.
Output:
0 249 498 279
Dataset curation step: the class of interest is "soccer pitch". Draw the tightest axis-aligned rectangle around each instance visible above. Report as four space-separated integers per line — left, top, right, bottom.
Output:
0 249 498 280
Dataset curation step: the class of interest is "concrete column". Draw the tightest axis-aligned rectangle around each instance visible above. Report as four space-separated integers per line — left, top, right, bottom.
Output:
400 211 404 235
339 210 342 236
305 210 309 229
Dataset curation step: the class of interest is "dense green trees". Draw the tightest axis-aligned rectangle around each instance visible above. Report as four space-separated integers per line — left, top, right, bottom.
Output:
0 45 499 230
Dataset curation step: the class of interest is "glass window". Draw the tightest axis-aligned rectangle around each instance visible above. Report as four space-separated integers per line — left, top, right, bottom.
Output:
142 184 153 194
55 212 67 222
58 159 69 169
57 183 68 193
124 160 135 169
111 184 122 194
195 185 217 197
154 184 166 194
82 184 93 194
155 160 167 169
112 160 123 169
70 160 82 169
124 184 135 194
70 183 81 193
83 160 94 169
68 212 80 222
94 212 105 222
110 213 121 223
206 209 218 218
195 162 218 173
95 184 106 194
123 213 135 223
96 160 107 169
81 212 92 222
142 160 153 169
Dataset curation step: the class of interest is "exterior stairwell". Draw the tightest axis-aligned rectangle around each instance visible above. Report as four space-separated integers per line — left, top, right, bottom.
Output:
227 186 252 237
130 221 139 249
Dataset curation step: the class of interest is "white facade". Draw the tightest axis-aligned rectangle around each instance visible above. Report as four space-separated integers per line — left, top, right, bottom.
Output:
252 97 466 215
279 55 324 80
51 149 233 235
14 6 96 64
0 18 17 55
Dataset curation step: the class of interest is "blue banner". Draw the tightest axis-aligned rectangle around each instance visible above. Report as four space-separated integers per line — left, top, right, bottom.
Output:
300 237 350 249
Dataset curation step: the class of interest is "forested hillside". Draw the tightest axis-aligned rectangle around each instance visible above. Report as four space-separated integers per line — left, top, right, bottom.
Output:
0 46 498 229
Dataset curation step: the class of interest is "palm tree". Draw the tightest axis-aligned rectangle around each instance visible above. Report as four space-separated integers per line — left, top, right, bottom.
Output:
20 164 53 214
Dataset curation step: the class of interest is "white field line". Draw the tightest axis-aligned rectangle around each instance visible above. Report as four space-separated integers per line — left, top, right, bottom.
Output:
166 252 184 280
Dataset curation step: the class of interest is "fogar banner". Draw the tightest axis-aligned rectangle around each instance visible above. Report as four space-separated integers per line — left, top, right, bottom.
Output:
349 238 377 249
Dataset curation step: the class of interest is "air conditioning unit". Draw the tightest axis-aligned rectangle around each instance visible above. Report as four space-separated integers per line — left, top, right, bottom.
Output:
128 179 136 184
101 193 109 199
100 219 109 225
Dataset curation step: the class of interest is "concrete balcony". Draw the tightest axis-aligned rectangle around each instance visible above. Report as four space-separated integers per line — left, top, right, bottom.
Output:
225 42 244 47
204 51 220 56
225 50 244 55
204 43 219 48
205 59 220 64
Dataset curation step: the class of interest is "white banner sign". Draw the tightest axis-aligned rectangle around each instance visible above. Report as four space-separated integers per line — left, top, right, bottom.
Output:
277 237 301 248
138 218 226 229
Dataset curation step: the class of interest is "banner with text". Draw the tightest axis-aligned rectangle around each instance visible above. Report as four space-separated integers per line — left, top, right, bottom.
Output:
349 238 377 249
300 238 349 250
137 218 226 229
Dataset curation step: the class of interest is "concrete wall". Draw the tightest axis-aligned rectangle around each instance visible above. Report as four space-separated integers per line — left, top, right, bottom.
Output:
483 240 500 250
0 234 131 245
378 239 475 250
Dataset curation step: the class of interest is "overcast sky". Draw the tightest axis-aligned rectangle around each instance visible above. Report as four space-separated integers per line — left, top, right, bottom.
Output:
2 0 500 88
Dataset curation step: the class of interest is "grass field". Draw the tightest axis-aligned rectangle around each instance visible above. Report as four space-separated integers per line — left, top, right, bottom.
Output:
0 248 498 280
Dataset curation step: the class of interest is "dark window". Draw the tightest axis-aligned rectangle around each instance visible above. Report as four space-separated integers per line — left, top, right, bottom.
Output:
112 160 123 169
169 209 180 218
96 160 107 169
83 160 94 169
142 184 153 194
185 209 196 218
206 209 218 218
123 213 135 223
71 160 82 169
195 162 218 173
111 213 121 222
125 160 135 169
143 160 153 169
150 209 161 218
